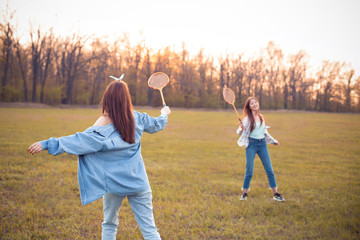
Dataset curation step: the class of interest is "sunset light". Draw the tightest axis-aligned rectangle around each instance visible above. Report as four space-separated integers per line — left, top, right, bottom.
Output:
0 0 359 111
2 0 359 72
1 1 360 239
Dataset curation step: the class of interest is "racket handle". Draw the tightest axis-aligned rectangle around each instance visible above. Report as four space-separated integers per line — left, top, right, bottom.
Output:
160 89 166 106
232 103 241 121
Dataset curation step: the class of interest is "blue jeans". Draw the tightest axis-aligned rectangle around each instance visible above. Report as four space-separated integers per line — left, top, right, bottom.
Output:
102 191 161 240
243 137 277 189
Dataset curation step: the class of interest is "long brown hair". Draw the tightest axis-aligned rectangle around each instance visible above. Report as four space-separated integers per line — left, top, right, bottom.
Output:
101 81 135 144
243 97 264 133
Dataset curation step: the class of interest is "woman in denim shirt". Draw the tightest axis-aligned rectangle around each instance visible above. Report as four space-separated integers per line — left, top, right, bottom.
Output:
28 79 171 240
236 97 284 202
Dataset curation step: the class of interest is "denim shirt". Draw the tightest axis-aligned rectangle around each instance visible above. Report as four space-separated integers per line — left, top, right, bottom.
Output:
40 111 168 205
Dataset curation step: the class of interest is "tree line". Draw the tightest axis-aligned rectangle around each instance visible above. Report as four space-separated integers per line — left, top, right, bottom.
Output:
1 12 359 112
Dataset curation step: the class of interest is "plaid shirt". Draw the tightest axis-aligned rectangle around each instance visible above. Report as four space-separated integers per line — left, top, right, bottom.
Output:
236 117 278 148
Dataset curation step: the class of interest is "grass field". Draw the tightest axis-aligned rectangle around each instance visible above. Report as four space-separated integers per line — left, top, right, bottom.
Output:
0 107 359 240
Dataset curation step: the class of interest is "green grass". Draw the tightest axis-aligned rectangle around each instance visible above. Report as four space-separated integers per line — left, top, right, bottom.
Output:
0 107 359 239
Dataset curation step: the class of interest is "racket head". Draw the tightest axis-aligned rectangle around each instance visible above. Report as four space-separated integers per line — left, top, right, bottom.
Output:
148 72 169 90
223 87 236 104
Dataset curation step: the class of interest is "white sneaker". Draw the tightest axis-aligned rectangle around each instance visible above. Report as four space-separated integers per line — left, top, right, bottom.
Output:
240 193 248 201
273 193 285 202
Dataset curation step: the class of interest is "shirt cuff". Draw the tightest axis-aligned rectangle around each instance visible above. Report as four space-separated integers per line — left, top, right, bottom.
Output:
39 140 49 150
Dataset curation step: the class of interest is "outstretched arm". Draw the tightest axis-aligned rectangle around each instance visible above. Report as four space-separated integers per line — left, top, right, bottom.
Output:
28 131 106 156
265 128 280 146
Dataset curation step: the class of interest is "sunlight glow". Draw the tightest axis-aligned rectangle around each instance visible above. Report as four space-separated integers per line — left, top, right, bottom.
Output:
1 0 360 74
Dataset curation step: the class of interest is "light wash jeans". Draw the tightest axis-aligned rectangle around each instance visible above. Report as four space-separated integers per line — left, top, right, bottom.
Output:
243 137 277 189
102 191 161 240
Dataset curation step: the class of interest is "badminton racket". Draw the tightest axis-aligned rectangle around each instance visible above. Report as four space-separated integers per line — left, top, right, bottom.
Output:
223 86 242 123
148 72 169 106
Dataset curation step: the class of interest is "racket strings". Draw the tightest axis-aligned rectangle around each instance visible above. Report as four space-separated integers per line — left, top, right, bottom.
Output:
148 75 169 89
223 89 235 104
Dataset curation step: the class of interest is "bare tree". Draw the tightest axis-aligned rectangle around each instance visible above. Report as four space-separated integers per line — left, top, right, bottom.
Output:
142 48 153 106
2 13 360 112
343 69 355 112
354 76 360 112
196 49 207 102
297 70 314 110
0 8 14 99
87 39 109 105
39 30 54 103
132 40 144 105
29 26 46 102
219 60 225 104
232 55 245 106
258 67 266 107
14 40 28 102
151 47 174 106
288 51 307 109
55 34 87 104
246 58 262 98
282 70 288 109
315 61 343 111
178 44 197 107
265 42 283 108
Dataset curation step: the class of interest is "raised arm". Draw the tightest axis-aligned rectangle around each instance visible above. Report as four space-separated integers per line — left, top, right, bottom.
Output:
141 106 170 134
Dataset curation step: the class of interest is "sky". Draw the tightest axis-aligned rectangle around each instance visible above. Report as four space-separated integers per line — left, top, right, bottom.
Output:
1 0 360 76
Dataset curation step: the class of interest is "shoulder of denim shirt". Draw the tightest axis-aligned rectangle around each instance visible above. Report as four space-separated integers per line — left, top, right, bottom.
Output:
84 123 116 138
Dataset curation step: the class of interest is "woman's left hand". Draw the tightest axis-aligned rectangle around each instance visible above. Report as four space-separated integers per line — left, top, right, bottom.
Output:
161 106 171 115
274 141 280 146
28 142 43 155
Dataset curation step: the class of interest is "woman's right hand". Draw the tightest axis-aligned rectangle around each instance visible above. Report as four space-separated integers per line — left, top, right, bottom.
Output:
28 142 43 155
239 122 245 131
161 106 171 115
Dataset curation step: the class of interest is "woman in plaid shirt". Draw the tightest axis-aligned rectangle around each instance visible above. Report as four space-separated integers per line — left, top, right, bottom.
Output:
237 97 284 201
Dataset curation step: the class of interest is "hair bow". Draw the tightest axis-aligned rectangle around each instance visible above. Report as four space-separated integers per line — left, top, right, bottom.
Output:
109 73 125 81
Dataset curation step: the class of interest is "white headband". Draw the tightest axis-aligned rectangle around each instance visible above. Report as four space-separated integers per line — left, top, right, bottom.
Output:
109 73 125 81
